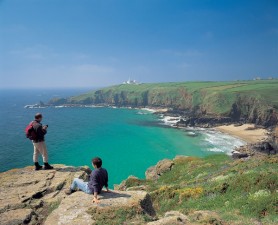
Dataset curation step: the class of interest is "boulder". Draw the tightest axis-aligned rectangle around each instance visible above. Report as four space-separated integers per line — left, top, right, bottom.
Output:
189 210 224 225
145 159 174 180
0 164 88 224
114 175 142 191
45 190 156 225
231 150 249 159
145 166 158 180
147 211 188 225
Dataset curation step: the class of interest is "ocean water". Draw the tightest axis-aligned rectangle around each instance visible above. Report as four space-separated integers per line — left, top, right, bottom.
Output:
0 89 245 187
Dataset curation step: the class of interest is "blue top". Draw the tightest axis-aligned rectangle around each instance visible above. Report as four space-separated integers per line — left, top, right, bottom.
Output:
88 167 108 194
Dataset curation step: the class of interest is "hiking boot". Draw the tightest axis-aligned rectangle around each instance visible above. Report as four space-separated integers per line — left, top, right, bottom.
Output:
44 162 54 170
34 162 43 171
65 189 74 195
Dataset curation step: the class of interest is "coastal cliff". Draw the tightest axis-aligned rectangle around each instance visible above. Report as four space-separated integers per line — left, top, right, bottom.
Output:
48 80 278 127
1 152 277 225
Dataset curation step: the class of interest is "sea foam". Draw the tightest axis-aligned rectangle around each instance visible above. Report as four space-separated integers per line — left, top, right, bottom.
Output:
201 129 246 155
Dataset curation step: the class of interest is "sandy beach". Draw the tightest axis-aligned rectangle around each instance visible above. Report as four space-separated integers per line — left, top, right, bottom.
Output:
215 124 268 144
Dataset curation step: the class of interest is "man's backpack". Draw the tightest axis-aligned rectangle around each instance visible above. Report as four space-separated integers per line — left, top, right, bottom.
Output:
25 121 37 140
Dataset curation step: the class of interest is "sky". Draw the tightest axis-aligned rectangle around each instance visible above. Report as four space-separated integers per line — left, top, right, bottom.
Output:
0 0 277 88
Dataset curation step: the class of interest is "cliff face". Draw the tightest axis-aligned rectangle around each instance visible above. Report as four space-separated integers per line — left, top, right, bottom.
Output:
49 80 278 127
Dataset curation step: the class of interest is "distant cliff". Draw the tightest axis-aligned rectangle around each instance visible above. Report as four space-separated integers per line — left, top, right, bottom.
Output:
48 80 278 127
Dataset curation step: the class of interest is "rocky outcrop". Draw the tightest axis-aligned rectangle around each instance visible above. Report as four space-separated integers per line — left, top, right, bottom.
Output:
236 141 277 157
177 117 234 128
147 211 189 225
0 165 155 225
114 175 146 191
147 210 225 225
0 164 88 225
45 190 155 225
145 159 174 180
189 210 224 225
231 150 249 159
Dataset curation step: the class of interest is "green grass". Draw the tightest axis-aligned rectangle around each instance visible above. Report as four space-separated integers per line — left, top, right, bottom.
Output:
125 154 278 225
87 205 153 225
48 79 278 127
59 80 278 119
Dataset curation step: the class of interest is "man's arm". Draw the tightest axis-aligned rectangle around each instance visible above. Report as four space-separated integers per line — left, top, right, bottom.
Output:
34 123 47 138
90 172 100 203
103 170 110 192
93 192 99 203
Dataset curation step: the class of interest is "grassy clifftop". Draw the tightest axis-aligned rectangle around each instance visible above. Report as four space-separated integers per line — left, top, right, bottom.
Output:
49 80 278 126
120 154 278 225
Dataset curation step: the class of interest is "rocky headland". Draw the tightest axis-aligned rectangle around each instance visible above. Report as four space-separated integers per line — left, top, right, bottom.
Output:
46 80 278 128
1 141 277 225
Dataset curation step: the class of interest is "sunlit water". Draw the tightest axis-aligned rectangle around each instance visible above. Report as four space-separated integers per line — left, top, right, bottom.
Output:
0 89 245 187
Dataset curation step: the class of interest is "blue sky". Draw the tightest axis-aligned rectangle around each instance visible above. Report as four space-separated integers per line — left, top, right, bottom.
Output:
0 0 277 88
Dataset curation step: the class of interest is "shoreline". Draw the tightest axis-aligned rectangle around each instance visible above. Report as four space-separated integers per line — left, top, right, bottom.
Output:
214 124 268 144
25 103 270 147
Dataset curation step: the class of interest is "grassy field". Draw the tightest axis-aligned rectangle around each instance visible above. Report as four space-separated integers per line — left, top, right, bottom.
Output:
122 154 278 225
47 79 278 126
70 80 278 110
72 80 278 101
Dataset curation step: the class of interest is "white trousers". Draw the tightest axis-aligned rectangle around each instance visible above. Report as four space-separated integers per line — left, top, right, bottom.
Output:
33 141 48 163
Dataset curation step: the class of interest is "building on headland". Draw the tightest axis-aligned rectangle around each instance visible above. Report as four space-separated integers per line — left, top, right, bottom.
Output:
253 76 276 81
253 77 261 80
123 78 140 85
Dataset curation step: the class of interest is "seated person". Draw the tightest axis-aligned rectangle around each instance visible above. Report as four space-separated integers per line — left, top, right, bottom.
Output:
65 157 109 203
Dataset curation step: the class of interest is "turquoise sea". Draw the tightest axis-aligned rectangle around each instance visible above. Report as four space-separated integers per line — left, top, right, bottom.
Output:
0 89 245 187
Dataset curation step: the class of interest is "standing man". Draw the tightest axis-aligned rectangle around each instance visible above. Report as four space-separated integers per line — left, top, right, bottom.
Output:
31 113 53 170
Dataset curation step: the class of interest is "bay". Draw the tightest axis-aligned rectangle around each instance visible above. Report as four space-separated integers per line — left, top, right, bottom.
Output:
0 89 244 187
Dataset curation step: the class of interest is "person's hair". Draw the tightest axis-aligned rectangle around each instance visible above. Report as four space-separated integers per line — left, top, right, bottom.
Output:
92 157 102 168
35 113 42 120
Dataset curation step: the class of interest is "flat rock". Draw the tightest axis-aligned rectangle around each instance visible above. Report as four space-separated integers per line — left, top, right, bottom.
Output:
45 190 155 225
0 164 88 224
0 208 34 225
